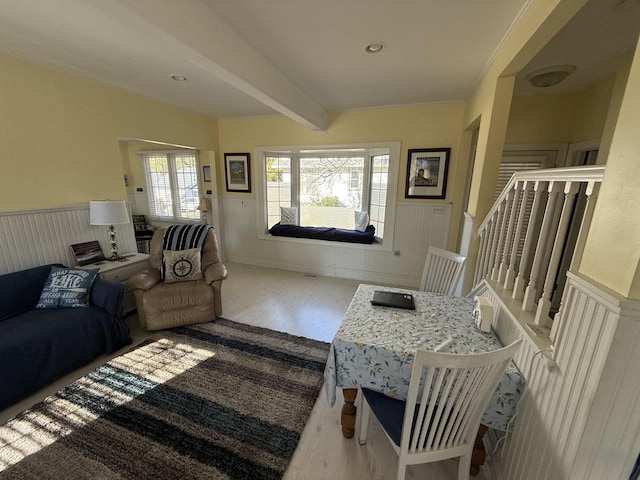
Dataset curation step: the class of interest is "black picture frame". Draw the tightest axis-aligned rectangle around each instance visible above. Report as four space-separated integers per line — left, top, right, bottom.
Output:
224 153 251 192
405 148 450 199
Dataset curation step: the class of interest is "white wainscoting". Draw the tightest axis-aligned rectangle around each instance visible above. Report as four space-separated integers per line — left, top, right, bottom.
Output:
220 196 452 288
0 206 137 275
475 273 640 480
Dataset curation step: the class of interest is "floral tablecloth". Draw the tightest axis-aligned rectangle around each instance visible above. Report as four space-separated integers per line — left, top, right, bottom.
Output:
324 284 523 432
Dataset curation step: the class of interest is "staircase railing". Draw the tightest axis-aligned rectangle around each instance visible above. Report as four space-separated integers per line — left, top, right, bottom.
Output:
473 165 605 328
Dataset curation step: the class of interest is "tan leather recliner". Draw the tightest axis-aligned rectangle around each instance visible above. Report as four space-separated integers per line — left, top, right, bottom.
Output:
127 226 228 331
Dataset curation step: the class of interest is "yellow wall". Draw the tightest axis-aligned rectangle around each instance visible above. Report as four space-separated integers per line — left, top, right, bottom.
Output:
0 53 219 210
572 74 616 143
218 102 468 249
580 39 640 299
505 75 615 146
506 92 577 144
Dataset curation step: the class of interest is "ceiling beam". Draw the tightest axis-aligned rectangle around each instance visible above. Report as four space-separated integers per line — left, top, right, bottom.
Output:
120 0 327 131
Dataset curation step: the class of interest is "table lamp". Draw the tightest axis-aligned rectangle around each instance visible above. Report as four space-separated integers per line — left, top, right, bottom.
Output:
89 200 130 261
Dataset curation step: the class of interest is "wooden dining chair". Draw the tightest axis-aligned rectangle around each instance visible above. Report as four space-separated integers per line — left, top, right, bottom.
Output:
358 340 522 480
420 246 466 295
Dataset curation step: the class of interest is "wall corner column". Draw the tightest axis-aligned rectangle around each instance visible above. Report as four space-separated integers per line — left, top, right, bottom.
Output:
463 76 515 293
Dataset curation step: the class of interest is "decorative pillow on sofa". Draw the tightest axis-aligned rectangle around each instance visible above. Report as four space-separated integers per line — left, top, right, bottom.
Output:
280 206 298 225
354 211 369 232
163 248 203 283
36 267 99 308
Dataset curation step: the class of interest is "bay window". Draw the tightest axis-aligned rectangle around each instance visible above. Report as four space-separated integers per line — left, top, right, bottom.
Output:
257 143 399 245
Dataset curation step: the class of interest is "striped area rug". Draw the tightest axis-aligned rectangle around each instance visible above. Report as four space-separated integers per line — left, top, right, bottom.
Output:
0 318 330 479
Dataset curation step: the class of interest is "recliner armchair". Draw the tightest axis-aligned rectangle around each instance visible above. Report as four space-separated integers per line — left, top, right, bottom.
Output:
127 226 227 331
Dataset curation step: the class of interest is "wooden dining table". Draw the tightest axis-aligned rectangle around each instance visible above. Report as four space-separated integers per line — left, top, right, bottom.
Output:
324 284 524 475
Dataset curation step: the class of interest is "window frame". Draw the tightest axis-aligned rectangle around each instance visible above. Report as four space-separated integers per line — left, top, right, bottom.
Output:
139 149 203 223
255 142 400 251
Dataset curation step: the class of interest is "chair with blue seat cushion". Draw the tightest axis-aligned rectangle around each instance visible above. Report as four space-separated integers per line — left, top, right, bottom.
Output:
358 340 521 480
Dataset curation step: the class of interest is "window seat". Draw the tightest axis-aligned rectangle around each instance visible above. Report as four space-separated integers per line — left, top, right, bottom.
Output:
268 223 376 244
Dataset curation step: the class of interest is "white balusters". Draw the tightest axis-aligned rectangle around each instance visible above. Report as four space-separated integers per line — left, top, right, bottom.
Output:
494 187 515 282
472 165 605 331
534 182 580 324
504 181 531 290
486 213 500 281
523 181 563 312
498 184 518 283
513 181 547 300
474 230 487 285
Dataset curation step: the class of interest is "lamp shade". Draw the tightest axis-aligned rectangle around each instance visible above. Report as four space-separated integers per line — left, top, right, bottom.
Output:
89 200 130 225
196 196 209 212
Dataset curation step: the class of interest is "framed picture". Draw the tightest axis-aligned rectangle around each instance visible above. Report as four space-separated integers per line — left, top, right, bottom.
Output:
405 148 450 199
70 240 106 266
202 165 212 182
224 153 251 192
132 215 147 231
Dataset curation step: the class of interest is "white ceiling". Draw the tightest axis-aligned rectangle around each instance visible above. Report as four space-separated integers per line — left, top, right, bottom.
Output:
0 0 637 130
515 0 640 95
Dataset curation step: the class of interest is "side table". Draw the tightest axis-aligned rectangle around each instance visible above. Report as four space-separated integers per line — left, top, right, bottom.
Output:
79 253 150 314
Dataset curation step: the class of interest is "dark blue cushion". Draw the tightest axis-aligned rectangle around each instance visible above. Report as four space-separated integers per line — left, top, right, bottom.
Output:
0 264 64 321
363 388 448 448
268 223 376 244
363 388 408 446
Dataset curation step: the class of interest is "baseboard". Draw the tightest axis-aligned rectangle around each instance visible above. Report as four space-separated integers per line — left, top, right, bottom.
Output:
226 255 419 288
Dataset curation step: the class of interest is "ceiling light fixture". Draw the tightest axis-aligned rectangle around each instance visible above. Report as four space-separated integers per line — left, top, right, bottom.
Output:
526 65 576 88
364 43 384 54
170 74 188 81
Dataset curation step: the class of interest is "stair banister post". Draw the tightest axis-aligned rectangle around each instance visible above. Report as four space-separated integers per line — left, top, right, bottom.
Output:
474 229 488 287
505 181 531 290
498 184 518 283
535 181 580 325
483 217 497 281
483 224 494 281
513 180 547 300
490 203 504 281
523 181 563 312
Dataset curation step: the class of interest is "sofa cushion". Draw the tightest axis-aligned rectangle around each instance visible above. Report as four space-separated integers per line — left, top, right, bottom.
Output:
280 206 298 225
0 264 64 322
268 222 376 244
163 248 203 283
36 267 99 308
354 211 369 232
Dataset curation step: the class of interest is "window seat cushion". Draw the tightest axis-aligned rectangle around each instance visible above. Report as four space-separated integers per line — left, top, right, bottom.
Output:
268 223 376 244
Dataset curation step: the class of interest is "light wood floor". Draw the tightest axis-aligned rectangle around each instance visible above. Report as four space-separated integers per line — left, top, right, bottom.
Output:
1 262 494 480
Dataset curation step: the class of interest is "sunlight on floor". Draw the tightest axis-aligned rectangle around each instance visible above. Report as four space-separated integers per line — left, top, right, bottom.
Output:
0 338 215 472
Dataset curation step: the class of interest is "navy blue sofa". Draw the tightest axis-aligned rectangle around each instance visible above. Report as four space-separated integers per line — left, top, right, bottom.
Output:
0 264 132 410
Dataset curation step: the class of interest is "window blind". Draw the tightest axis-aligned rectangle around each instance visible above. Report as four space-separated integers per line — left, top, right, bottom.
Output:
139 150 201 221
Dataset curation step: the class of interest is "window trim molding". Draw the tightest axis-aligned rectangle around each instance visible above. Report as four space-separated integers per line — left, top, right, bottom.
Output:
254 142 400 251
138 149 203 222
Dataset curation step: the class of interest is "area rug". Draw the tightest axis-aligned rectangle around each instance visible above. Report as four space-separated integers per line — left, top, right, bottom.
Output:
0 318 330 479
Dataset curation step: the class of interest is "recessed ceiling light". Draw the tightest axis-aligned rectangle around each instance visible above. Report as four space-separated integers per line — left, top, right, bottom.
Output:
364 43 384 54
526 65 576 88
170 74 188 81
